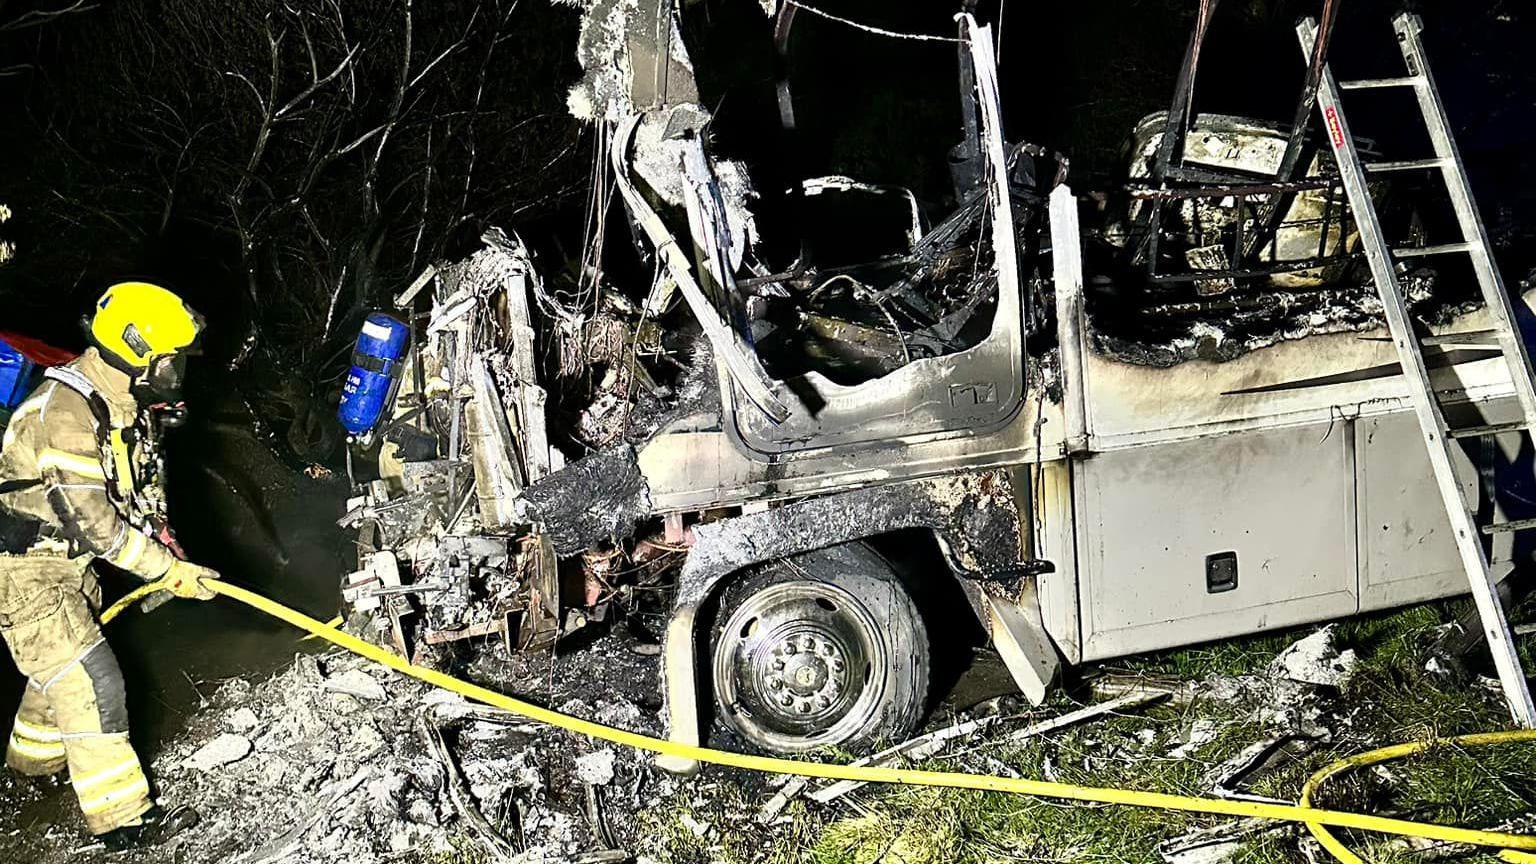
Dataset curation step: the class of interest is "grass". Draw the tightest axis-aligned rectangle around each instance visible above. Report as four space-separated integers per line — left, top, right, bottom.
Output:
412 835 490 864
638 598 1536 864
792 711 1268 864
1127 629 1301 680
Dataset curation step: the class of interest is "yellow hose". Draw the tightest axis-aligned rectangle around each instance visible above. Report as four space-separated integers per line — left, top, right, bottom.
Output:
1299 731 1536 864
101 581 165 624
102 580 1536 860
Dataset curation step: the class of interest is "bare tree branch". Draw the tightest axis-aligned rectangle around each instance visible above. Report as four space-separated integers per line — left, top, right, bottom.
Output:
0 0 97 33
362 0 413 216
406 6 480 91
6 0 582 401
321 260 349 342
274 43 358 118
223 71 269 112
409 126 434 274
333 122 387 157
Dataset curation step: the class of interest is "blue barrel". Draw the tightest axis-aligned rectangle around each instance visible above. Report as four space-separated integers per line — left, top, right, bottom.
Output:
338 313 410 437
0 338 35 410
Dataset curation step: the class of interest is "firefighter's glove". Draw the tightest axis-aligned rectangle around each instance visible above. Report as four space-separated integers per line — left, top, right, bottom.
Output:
163 560 220 601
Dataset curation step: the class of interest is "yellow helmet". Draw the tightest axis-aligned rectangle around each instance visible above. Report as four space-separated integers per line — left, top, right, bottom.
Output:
90 282 203 371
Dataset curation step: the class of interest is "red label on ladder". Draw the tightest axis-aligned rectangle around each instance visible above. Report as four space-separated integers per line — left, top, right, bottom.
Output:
1324 105 1345 149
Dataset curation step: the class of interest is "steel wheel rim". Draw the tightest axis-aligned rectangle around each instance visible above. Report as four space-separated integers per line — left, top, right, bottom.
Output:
713 580 888 752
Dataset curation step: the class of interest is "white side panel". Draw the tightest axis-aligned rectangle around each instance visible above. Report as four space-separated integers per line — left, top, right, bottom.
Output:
1033 460 1081 664
1078 423 1358 661
1357 404 1517 612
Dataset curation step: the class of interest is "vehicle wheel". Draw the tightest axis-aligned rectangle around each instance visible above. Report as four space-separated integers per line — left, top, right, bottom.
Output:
709 542 929 754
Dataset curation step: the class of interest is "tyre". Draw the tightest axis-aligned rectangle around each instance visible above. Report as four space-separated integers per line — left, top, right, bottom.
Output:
708 541 929 754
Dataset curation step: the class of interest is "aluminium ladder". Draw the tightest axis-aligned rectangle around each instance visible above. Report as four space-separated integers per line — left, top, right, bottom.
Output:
1297 13 1536 726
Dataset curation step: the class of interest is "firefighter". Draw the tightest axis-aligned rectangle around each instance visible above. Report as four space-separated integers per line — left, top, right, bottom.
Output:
0 282 219 848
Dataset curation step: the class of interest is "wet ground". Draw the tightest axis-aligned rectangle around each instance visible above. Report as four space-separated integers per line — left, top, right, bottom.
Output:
0 380 353 853
112 390 350 753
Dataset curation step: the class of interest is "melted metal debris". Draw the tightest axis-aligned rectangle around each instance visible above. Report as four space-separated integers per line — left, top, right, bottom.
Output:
1088 268 1479 368
516 445 652 556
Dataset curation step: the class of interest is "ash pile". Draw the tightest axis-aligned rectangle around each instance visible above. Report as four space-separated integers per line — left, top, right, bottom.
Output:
146 647 670 864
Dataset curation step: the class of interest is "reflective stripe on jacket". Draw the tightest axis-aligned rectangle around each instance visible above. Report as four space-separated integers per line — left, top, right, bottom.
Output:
0 350 175 580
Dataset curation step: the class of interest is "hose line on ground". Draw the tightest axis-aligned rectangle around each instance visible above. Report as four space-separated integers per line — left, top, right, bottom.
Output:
1299 732 1536 864
100 580 1536 861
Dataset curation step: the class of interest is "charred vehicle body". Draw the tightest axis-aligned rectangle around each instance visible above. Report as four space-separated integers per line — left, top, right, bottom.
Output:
336 5 1536 762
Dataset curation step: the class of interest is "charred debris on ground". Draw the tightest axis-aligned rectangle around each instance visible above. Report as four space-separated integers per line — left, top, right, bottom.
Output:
9 592 1530 864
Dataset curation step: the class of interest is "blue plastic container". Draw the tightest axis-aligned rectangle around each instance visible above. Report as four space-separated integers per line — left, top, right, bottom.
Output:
338 313 410 437
0 338 35 410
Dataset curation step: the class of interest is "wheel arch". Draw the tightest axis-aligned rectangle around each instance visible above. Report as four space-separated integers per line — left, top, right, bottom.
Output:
656 470 1039 772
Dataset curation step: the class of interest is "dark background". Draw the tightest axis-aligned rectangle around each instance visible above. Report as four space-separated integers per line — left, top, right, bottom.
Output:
1 0 1532 379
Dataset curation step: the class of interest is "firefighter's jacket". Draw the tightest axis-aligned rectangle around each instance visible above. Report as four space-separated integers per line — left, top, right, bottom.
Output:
0 348 176 577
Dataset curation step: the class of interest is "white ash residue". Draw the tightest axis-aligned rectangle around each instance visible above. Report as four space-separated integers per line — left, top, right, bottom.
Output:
564 0 694 122
149 653 451 864
181 733 253 772
564 0 643 123
629 106 761 261
143 638 673 864
1270 624 1358 689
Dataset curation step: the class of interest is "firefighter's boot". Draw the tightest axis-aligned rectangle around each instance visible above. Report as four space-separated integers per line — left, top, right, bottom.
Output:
99 804 201 851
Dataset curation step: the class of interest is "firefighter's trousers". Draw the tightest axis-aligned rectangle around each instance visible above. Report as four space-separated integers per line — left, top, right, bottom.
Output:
0 547 152 834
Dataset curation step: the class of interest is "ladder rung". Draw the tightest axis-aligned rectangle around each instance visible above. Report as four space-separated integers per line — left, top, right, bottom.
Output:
1422 330 1499 346
1365 158 1449 172
1483 517 1536 536
1393 242 1475 258
1338 76 1423 90
1447 422 1529 440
